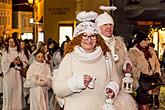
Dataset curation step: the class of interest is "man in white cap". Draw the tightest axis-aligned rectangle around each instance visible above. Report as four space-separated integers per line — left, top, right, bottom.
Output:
95 8 133 87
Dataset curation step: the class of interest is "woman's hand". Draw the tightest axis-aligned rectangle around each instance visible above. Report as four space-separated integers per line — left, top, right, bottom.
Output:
14 56 22 65
84 75 92 88
123 63 132 73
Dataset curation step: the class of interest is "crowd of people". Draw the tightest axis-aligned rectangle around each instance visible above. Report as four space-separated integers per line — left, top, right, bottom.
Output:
0 5 164 110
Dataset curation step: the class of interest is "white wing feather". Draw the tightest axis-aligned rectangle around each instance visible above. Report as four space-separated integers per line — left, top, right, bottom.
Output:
76 11 98 22
100 5 117 11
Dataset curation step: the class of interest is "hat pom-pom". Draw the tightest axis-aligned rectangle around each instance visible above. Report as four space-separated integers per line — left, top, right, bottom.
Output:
76 11 98 22
99 5 117 12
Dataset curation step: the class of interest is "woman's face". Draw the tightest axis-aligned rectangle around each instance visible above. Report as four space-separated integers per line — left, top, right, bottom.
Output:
80 32 97 53
20 42 25 50
8 38 16 48
35 52 45 63
31 46 36 52
49 43 54 49
140 38 150 48
99 23 114 38
44 45 48 53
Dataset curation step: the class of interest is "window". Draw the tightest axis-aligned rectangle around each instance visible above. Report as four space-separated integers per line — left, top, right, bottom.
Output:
4 16 7 25
59 25 73 46
7 16 10 25
0 16 1 25
2 16 4 25
22 16 29 27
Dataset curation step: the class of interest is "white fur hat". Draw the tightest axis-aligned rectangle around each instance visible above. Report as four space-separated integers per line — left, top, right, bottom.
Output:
105 81 119 99
95 12 114 27
95 6 117 27
73 11 99 37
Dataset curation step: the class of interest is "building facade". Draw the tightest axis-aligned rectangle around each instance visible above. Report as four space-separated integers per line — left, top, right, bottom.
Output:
0 0 12 41
114 0 165 59
1 0 165 58
12 11 33 40
44 0 109 45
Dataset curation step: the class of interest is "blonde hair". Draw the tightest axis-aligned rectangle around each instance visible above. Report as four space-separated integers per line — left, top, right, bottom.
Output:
64 34 110 56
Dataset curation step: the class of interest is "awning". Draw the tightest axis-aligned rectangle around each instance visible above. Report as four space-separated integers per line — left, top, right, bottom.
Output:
127 10 165 21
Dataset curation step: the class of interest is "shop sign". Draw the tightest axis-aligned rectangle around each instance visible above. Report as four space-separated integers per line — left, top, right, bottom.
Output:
136 21 161 26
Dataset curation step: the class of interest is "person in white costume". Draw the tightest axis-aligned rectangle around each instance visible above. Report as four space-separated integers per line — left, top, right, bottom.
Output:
24 50 52 110
2 37 28 110
95 6 133 86
52 11 137 110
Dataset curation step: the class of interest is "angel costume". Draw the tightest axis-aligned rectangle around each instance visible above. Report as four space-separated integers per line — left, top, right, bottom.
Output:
24 60 52 110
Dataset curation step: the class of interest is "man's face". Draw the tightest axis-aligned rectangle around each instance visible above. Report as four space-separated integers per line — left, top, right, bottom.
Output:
99 23 114 38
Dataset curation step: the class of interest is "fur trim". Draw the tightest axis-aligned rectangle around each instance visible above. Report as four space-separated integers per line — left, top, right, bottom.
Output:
114 36 125 50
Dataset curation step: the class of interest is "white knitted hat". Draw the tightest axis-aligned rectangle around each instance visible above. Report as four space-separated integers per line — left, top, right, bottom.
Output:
95 6 117 27
73 11 99 37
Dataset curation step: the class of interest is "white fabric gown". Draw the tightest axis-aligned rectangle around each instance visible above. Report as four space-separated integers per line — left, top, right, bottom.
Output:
24 60 52 110
2 47 28 110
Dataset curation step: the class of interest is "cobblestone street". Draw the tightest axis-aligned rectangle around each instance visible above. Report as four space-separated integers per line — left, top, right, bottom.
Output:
0 86 165 110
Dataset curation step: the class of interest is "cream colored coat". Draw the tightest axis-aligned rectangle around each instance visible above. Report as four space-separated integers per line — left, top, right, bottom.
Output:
54 49 119 110
128 46 161 90
2 47 28 110
104 36 131 85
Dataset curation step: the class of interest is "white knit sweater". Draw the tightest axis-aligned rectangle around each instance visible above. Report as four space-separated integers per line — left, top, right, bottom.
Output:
53 46 119 110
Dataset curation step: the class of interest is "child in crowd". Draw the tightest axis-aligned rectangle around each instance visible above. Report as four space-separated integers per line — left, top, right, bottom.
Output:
24 50 52 110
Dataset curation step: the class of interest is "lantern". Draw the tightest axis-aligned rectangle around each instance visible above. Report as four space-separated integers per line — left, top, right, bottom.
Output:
122 73 133 93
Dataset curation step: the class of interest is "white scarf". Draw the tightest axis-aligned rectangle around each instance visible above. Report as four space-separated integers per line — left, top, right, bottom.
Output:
101 35 116 55
9 46 17 51
101 35 119 62
73 46 103 63
33 60 46 75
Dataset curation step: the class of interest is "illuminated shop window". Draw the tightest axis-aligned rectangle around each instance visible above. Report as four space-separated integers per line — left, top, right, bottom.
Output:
152 29 165 59
153 32 158 51
38 32 44 42
21 33 33 40
59 26 73 46
159 29 165 59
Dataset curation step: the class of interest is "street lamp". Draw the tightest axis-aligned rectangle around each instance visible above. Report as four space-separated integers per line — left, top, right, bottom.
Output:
28 0 33 4
28 0 38 44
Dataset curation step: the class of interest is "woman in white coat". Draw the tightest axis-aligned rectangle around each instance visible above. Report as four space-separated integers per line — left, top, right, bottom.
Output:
2 37 28 110
53 11 137 110
24 50 52 110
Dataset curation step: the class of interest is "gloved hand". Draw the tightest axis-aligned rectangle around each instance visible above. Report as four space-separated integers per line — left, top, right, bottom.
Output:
122 60 133 74
67 75 85 92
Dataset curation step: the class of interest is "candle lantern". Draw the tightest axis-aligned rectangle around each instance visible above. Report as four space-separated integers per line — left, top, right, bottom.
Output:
122 73 133 93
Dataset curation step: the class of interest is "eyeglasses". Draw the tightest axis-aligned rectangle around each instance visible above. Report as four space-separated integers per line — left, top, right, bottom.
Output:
82 34 97 40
